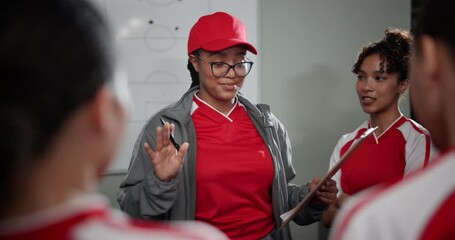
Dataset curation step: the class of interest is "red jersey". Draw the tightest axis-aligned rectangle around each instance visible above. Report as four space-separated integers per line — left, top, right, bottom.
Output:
330 148 455 240
329 116 434 195
0 194 227 240
191 94 275 240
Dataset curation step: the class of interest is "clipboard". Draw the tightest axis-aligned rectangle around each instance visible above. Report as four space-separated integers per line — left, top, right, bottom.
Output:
279 126 377 230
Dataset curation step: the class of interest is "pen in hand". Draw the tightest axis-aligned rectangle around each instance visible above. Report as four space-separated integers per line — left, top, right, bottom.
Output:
159 117 180 151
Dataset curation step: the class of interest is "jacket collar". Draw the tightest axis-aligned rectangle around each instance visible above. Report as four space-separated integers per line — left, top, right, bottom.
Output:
161 86 270 127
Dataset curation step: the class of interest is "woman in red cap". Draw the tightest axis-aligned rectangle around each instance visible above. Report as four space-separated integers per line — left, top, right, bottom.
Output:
118 11 337 240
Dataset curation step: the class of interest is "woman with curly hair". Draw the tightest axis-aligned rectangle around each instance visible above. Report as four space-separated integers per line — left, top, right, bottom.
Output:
322 28 436 227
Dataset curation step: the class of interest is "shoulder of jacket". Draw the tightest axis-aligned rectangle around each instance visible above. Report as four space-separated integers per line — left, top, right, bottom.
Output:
256 103 271 113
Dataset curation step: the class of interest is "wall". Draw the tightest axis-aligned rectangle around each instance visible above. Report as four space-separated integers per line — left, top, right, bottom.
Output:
259 1 410 239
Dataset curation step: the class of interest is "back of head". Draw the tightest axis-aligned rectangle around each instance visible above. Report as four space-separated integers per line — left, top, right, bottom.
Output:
411 0 455 151
413 0 455 59
353 28 412 82
0 0 112 203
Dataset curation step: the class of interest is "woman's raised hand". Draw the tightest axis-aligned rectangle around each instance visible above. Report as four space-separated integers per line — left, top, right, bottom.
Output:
144 122 189 182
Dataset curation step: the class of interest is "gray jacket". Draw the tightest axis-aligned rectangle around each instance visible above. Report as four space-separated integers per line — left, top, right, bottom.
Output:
117 87 326 240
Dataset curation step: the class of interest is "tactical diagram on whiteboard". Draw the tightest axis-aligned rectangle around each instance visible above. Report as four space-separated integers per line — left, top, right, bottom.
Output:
103 0 209 123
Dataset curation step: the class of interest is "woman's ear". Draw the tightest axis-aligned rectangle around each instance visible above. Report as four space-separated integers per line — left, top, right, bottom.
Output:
90 86 125 136
189 54 200 72
398 79 409 94
420 36 439 84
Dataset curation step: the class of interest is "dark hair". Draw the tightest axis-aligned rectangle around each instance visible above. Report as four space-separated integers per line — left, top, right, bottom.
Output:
187 50 201 89
352 28 412 82
188 59 200 88
413 0 455 60
0 0 112 201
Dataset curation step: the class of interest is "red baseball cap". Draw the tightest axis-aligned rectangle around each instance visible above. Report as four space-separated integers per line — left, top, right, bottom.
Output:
187 12 258 55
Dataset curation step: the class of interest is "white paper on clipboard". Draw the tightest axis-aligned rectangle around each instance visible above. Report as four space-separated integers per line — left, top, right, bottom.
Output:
279 126 377 229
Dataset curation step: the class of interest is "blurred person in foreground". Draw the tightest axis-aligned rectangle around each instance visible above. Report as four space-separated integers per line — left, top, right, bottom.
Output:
0 0 227 239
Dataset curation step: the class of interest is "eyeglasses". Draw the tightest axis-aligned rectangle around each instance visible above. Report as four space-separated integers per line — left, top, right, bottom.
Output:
196 56 254 77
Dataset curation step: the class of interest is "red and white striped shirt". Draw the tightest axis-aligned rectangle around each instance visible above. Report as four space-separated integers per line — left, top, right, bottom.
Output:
0 194 227 240
329 116 434 196
330 147 455 240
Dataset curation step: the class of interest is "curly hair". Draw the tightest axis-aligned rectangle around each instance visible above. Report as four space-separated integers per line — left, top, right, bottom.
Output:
352 28 413 82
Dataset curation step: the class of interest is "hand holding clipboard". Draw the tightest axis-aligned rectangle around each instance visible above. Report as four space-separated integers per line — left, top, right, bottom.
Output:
279 127 377 229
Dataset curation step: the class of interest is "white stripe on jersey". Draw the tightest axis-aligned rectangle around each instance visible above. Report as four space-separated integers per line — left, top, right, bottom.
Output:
73 218 227 240
330 150 455 240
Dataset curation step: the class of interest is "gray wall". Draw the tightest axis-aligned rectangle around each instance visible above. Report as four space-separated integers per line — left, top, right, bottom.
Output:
259 1 411 239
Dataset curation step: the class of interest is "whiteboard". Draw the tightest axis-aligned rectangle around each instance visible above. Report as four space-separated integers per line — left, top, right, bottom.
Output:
89 0 259 172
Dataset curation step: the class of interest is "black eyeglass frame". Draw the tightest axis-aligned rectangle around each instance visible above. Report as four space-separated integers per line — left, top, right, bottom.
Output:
195 55 254 77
